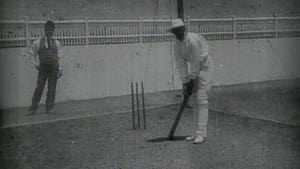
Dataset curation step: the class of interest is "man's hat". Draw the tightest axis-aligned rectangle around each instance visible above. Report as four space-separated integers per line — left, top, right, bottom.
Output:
45 20 55 30
168 18 185 32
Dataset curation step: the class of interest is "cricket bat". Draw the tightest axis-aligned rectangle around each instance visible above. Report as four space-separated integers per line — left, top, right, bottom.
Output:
167 95 190 140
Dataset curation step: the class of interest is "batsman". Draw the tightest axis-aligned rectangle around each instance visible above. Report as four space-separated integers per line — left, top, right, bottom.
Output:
168 18 214 144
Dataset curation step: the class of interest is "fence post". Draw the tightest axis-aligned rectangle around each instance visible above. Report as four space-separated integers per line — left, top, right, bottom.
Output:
186 16 191 32
85 17 89 46
139 17 143 43
274 14 278 38
25 16 30 47
233 15 236 40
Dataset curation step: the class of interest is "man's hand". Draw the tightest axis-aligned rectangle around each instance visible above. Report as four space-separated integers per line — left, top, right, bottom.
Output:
57 69 62 79
183 79 195 98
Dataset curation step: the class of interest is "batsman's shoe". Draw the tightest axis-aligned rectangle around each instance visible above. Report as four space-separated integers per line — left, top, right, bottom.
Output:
185 135 196 141
193 134 205 144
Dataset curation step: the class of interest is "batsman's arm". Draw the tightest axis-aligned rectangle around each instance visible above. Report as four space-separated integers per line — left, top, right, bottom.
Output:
174 48 189 84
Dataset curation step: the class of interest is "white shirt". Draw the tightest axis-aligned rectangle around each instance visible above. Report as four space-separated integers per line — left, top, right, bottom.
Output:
174 32 211 83
26 37 63 69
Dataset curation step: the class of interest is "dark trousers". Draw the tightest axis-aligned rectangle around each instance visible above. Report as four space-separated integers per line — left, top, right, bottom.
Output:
30 65 58 111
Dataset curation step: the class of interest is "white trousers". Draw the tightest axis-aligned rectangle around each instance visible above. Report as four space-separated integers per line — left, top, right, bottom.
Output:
189 66 212 138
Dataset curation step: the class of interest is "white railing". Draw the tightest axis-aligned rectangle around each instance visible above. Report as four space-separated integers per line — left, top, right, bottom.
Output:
0 16 300 48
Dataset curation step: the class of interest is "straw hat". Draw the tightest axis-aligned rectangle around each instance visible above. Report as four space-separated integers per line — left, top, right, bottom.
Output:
168 18 185 32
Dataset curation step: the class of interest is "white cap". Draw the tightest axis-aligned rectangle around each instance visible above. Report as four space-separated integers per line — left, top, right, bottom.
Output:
168 18 185 32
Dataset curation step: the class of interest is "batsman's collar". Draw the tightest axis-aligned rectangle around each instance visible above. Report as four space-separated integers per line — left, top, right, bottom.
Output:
168 18 185 32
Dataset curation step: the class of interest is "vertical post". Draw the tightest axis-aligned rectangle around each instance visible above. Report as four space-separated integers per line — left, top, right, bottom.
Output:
131 82 135 130
141 82 146 129
24 16 30 47
177 0 184 20
85 17 89 46
274 14 278 38
139 18 143 43
186 16 191 32
136 82 140 129
233 15 236 40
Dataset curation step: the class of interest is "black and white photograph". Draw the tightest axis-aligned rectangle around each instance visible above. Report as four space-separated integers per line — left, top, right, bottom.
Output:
0 0 299 168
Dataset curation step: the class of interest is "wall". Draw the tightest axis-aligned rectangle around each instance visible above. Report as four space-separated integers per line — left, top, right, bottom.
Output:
1 38 300 109
210 38 300 84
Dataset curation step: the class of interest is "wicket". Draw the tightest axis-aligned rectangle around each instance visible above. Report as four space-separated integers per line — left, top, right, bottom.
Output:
130 81 146 130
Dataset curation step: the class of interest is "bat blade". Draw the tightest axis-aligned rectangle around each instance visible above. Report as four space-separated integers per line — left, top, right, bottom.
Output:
167 96 190 140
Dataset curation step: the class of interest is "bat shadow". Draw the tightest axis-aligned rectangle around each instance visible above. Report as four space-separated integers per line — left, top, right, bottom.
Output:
146 136 188 142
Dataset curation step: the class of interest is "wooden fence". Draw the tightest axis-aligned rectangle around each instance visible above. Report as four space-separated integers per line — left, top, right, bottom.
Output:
0 16 300 48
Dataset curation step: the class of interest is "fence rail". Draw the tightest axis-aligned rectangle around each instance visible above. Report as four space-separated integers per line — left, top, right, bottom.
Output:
0 16 300 48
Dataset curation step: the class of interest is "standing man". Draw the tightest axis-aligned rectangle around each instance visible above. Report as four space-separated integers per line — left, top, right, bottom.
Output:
168 18 214 144
27 20 63 115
